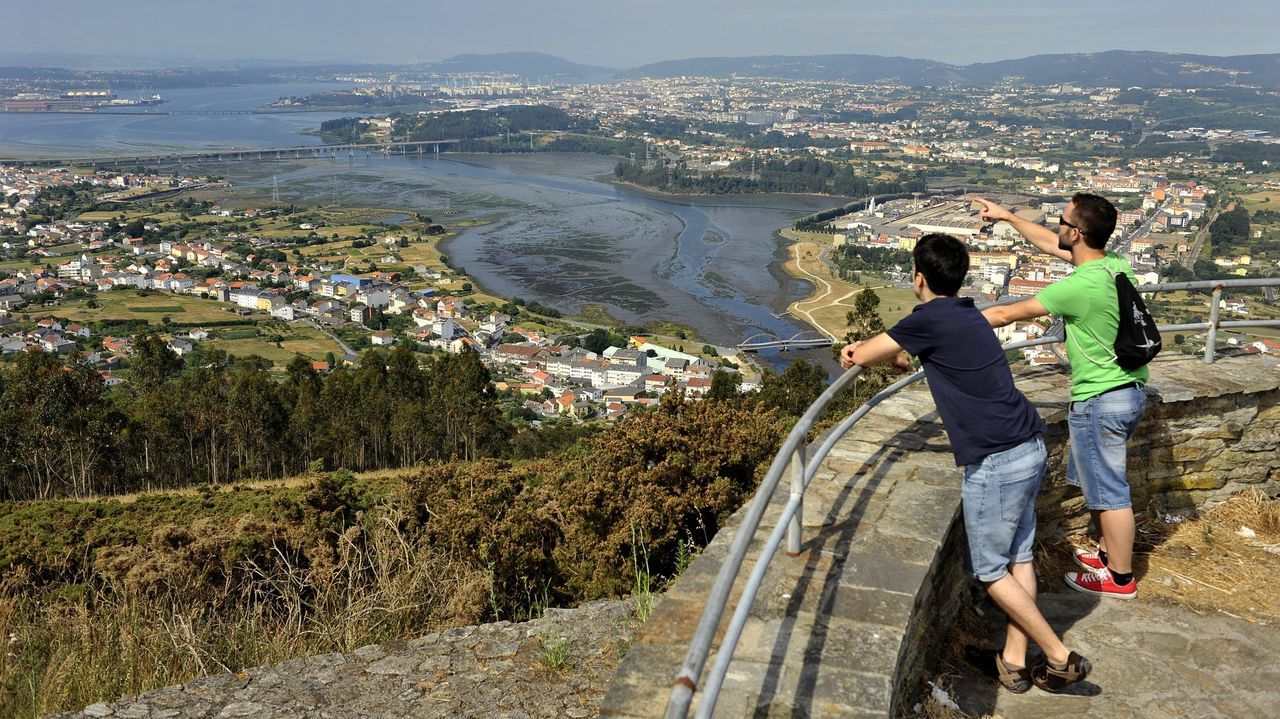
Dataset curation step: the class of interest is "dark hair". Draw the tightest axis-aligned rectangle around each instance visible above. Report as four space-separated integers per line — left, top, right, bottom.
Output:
913 233 969 296
1070 192 1118 250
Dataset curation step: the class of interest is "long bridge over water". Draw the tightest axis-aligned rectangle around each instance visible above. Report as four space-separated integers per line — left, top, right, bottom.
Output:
2 108 322 117
0 140 463 168
737 331 835 352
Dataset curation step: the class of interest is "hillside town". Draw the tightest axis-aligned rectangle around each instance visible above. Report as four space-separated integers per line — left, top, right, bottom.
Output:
1 163 753 421
7 70 1280 418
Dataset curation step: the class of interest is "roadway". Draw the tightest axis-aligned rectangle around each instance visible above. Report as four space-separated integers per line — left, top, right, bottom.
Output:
0 139 462 168
1181 206 1221 269
306 319 359 361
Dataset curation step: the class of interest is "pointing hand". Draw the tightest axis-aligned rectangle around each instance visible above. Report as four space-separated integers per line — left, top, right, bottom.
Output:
973 197 1013 223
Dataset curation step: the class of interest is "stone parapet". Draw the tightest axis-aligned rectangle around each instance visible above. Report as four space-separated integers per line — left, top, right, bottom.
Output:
600 353 1280 718
1035 353 1280 533
49 599 637 719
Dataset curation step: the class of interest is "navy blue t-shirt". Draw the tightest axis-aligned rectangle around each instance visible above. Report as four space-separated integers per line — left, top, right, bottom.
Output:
886 296 1045 466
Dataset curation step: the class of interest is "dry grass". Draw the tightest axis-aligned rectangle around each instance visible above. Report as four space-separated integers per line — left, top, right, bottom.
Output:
88 466 424 504
0 506 488 718
1045 489 1280 624
1240 190 1280 212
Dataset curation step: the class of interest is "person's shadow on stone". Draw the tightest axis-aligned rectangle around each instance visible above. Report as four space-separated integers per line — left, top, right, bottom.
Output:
949 549 1111 714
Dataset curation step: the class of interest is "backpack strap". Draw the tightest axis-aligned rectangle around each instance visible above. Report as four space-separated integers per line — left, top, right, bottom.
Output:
1059 264 1120 368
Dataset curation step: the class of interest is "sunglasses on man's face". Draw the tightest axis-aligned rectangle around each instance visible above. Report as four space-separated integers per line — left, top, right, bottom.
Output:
1059 216 1079 230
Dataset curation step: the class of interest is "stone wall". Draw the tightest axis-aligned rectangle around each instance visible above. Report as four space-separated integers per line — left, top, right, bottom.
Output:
48 598 638 719
1037 354 1280 534
601 353 1280 718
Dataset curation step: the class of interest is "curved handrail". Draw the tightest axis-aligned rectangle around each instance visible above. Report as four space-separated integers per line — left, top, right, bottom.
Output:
665 365 864 717
666 278 1280 718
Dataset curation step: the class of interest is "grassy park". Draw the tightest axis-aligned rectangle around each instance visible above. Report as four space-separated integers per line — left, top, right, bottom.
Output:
21 290 346 367
781 234 917 340
26 289 243 325
201 323 345 366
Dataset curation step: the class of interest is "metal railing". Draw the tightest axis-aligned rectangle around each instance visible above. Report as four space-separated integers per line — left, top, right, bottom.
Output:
665 278 1280 718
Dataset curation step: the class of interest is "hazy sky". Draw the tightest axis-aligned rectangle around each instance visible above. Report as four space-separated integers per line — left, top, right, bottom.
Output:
8 0 1280 68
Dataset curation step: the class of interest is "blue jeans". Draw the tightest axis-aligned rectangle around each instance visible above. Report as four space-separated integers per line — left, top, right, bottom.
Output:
962 435 1047 582
1067 385 1147 510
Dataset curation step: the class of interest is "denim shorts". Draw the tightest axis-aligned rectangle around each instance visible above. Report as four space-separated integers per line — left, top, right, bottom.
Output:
1066 385 1147 511
961 435 1047 583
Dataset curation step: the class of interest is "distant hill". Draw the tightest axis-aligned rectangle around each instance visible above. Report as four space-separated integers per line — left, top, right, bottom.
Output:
622 53 964 85
424 52 616 82
7 49 1279 88
623 51 1280 88
963 51 1280 88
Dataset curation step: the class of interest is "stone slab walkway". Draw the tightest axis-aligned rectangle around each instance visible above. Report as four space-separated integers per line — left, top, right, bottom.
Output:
602 355 1280 718
601 385 969 718
48 599 637 719
945 589 1280 719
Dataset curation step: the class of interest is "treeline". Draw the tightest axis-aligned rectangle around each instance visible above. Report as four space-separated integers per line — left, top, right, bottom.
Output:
831 245 913 279
618 116 757 143
1213 142 1280 171
614 156 926 197
318 116 365 143
1209 205 1251 256
0 339 506 500
454 134 645 158
405 105 591 141
0 330 846 501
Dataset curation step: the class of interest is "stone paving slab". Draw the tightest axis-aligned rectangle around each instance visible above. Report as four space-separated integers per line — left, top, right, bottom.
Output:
601 383 960 719
49 599 637 719
945 589 1280 719
603 354 1280 718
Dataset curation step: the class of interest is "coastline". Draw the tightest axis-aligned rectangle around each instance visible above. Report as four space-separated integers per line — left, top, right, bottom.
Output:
775 228 840 340
605 176 849 212
775 227 920 343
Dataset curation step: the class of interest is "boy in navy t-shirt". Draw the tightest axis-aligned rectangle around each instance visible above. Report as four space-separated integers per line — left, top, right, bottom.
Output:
839 233 1089 693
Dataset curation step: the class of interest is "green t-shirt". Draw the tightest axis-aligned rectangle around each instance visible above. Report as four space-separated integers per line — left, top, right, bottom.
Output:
1036 251 1149 401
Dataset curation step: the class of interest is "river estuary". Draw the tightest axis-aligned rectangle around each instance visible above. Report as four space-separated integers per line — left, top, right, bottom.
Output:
1 83 844 364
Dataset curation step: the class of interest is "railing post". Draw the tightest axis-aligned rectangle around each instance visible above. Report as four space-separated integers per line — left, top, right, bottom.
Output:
786 440 805 555
1204 284 1223 364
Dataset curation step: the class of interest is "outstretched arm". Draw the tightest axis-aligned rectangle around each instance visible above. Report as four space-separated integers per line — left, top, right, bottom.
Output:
840 333 913 372
983 298 1048 328
973 197 1072 262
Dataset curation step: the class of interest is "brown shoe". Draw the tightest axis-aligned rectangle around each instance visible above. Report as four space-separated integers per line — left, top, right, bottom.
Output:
1032 651 1092 693
995 652 1032 693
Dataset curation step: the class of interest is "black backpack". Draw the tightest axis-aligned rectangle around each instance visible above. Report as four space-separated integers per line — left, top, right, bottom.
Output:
1113 273 1161 370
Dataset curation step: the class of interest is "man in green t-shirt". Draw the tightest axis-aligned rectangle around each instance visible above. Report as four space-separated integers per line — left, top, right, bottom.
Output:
978 193 1147 600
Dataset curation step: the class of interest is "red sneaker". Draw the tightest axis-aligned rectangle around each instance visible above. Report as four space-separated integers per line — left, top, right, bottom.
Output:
1072 547 1106 572
1064 568 1136 599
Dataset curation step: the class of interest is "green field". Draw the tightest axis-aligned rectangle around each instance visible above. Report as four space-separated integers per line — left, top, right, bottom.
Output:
26 290 244 325
297 234 451 275
0 243 89 272
1240 189 1280 212
128 305 185 313
26 290 345 366
202 324 345 367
